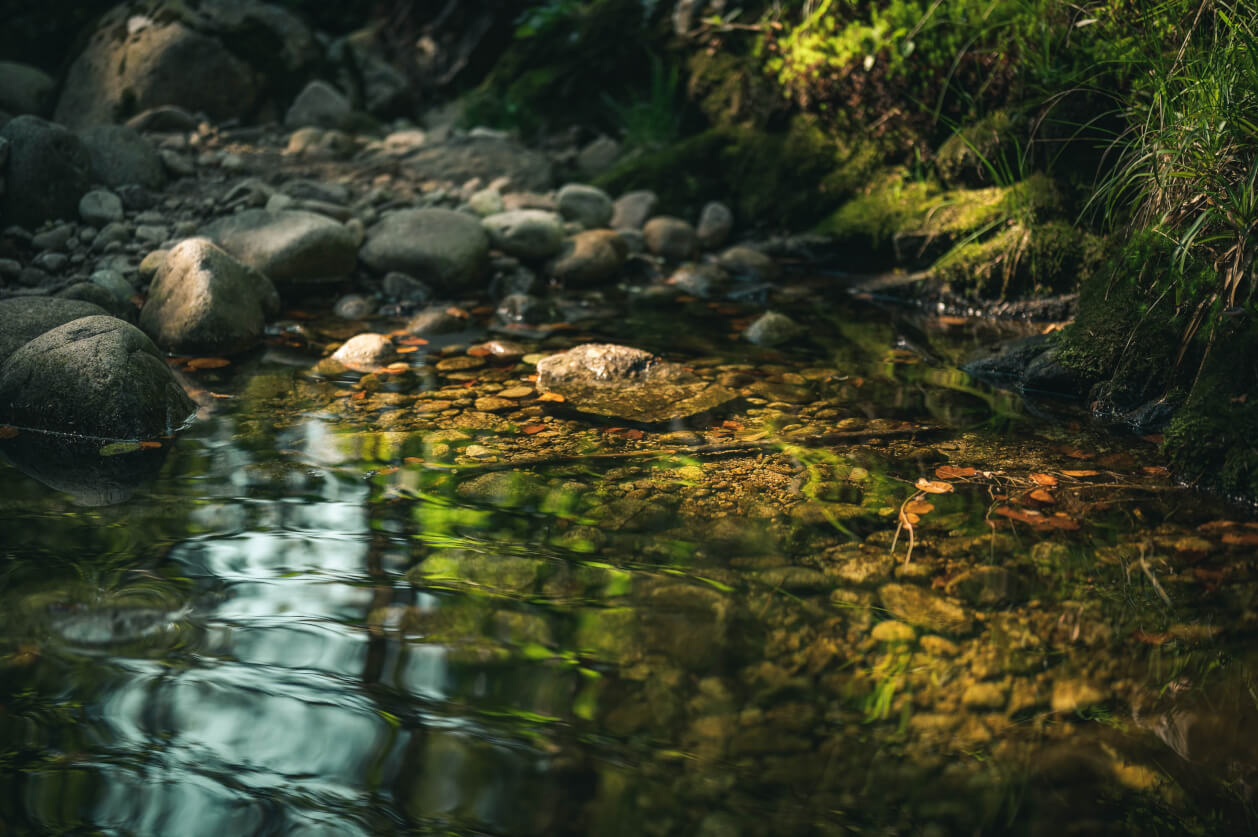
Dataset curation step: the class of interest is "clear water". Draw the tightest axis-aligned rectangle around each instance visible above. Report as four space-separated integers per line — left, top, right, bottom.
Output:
1 294 1255 835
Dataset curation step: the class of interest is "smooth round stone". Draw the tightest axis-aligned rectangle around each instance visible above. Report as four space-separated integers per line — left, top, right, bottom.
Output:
330 333 396 371
482 209 564 261
333 294 375 319
90 269 135 301
716 246 779 282
743 311 803 347
549 229 627 286
643 216 699 262
697 201 733 250
611 190 658 230
79 189 124 226
474 396 516 412
556 183 614 229
359 208 489 291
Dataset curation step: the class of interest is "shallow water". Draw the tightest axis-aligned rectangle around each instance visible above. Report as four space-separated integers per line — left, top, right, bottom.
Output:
2 291 1257 835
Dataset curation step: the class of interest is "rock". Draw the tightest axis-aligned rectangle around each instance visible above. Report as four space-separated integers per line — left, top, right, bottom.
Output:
136 224 169 245
946 566 1024 607
359 208 489 291
331 333 395 372
549 229 628 286
871 620 916 643
743 311 803 347
0 315 195 439
667 264 730 298
382 272 435 304
1051 679 1106 713
496 293 547 324
285 80 352 129
55 17 258 128
961 682 1008 710
79 190 124 226
878 584 974 635
697 201 734 250
138 249 169 282
76 125 166 191
466 188 505 217
203 209 358 286
285 127 356 158
482 210 564 261
576 136 622 178
535 343 736 424
611 190 658 230
406 306 471 337
0 62 55 116
56 282 131 318
124 106 199 133
333 294 374 319
556 183 614 229
643 216 699 262
32 223 74 252
139 237 279 355
403 136 554 192
0 116 91 229
90 269 135 302
0 297 109 364
715 246 779 282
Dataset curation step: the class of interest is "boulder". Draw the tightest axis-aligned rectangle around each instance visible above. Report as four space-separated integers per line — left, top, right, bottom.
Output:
536 343 736 424
406 306 472 337
76 124 166 191
0 115 92 229
359 208 489 291
202 209 358 285
643 216 699 262
330 333 396 372
79 190 125 226
285 80 352 129
611 190 658 230
0 315 196 439
549 230 628 286
743 311 803 347
139 237 278 355
556 183 614 229
0 297 109 364
482 210 564 261
697 201 733 250
716 246 779 282
0 61 55 116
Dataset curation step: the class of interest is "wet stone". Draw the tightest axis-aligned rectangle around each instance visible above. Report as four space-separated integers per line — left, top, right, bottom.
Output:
435 355 484 372
474 396 516 412
1051 679 1106 714
497 386 534 399
871 620 916 643
946 566 1024 607
878 583 975 636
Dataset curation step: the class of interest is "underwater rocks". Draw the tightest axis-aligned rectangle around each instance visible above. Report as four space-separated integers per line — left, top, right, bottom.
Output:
535 343 735 424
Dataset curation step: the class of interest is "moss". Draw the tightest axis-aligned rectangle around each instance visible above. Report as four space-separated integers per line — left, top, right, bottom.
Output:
933 221 1103 298
935 110 1025 188
594 116 881 229
813 168 936 257
685 49 782 131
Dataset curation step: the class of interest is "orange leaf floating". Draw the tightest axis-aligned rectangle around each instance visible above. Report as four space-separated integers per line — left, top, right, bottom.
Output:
915 478 954 494
0 425 17 439
396 346 419 354
396 336 429 347
1061 469 1100 478
139 440 163 450
934 465 978 480
521 424 547 435
1222 531 1258 546
1029 473 1058 486
904 499 935 515
384 362 411 373
1142 465 1170 476
351 390 367 400
186 357 231 370
993 506 1080 531
903 512 921 524
1028 488 1055 504
1133 630 1171 645
537 392 565 403
1060 446 1095 460
446 306 469 318
467 346 492 357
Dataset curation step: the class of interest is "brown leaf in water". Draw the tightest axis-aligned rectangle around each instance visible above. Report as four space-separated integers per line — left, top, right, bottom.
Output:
1059 446 1096 460
934 465 978 480
1222 531 1258 546
0 425 17 439
1132 630 1171 645
904 500 935 515
186 357 231 370
396 336 429 346
537 392 565 403
446 306 469 318
1198 520 1238 532
1030 473 1058 486
1028 488 1055 503
384 362 410 372
1142 465 1170 476
139 441 162 450
1061 469 1100 478
1097 452 1135 468
993 506 1079 530
396 346 419 354
521 424 547 435
467 346 491 357
351 390 367 400
915 478 954 494
903 512 921 524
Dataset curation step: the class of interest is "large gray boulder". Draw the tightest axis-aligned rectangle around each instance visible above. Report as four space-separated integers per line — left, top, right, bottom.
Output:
54 1 318 129
140 237 279 355
0 116 92 228
202 209 358 285
0 315 196 439
285 80 352 129
535 343 735 424
77 124 166 190
0 297 110 364
0 62 55 116
359 208 489 291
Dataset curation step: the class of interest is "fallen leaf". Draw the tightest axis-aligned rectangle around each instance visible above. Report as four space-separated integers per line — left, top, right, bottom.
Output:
404 456 424 464
384 362 411 372
1061 469 1100 478
1222 531 1258 546
446 306 468 318
1142 465 1170 476
467 346 491 357
1028 488 1055 503
186 357 231 370
139 440 163 450
1030 473 1058 486
1132 630 1171 645
904 500 935 515
1060 446 1096 460
396 346 419 354
1097 452 1135 468
722 420 744 431
915 478 954 494
521 424 547 435
903 512 921 524
396 336 429 347
623 429 645 441
0 425 17 439
935 465 978 480
470 305 494 316
351 390 367 401
993 506 1079 530
1198 520 1238 532
537 392 565 403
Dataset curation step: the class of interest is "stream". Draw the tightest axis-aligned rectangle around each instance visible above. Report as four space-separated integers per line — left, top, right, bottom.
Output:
2 287 1256 835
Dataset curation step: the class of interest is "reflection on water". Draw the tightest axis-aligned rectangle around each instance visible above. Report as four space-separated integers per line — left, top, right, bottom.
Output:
2 298 1257 835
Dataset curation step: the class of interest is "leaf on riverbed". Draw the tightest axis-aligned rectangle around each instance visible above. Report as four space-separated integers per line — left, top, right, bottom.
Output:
993 506 1080 530
537 392 565 403
384 362 410 372
904 499 934 515
0 425 17 439
915 478 954 494
1222 531 1258 546
1059 445 1095 459
1060 469 1100 478
396 336 429 346
185 357 231 370
521 424 547 435
1030 473 1058 486
1142 465 1170 476
934 465 979 480
396 346 419 354
1132 630 1171 645
903 512 921 524
1028 488 1055 503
